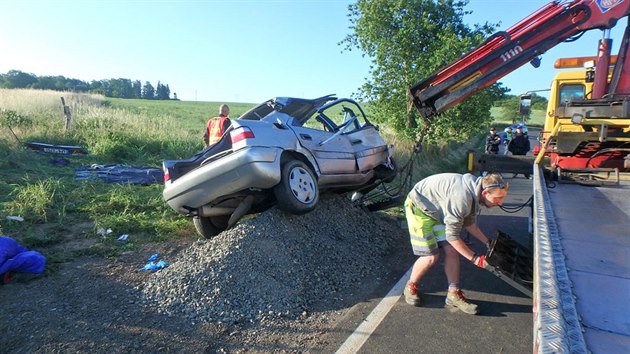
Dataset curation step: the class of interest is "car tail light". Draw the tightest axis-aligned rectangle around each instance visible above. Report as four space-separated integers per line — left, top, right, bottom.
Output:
231 127 255 144
163 169 171 184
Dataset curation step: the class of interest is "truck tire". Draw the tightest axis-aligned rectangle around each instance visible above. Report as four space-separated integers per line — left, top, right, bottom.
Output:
274 159 319 215
193 216 228 239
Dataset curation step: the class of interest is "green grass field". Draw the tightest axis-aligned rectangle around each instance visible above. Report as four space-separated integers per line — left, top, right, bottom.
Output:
490 106 546 127
0 89 477 266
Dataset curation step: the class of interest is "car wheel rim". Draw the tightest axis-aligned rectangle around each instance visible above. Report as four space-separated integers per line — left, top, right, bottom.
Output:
288 166 316 204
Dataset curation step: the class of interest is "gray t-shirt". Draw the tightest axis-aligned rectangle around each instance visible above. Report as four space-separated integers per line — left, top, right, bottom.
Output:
407 173 482 241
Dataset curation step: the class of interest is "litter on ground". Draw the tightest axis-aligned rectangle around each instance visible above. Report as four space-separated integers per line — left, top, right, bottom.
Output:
142 260 169 271
25 142 88 155
75 164 163 185
142 253 168 271
0 236 46 284
97 228 113 237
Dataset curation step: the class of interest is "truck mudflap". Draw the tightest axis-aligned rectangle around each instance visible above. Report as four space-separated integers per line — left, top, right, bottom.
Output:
485 229 533 298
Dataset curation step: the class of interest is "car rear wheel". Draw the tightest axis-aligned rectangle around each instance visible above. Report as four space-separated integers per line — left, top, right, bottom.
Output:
193 215 228 239
274 159 319 215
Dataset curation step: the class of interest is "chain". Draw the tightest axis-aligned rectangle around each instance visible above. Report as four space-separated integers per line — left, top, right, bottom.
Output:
414 116 432 153
358 112 433 209
381 116 432 197
404 116 432 191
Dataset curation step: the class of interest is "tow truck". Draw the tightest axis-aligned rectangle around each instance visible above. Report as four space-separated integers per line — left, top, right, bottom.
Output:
408 1 630 352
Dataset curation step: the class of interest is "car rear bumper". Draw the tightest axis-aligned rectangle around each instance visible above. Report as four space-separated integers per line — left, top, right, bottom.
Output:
163 146 282 214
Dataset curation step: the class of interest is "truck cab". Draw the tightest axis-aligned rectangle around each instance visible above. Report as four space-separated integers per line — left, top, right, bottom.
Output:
536 54 630 171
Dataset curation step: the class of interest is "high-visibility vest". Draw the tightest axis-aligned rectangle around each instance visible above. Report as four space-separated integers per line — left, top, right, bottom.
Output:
206 115 229 146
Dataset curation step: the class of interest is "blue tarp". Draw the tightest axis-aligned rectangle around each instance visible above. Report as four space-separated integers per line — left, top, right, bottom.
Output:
75 164 164 185
0 236 46 276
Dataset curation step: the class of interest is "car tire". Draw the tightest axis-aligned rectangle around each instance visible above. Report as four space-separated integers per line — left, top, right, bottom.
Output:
193 216 228 239
274 159 319 215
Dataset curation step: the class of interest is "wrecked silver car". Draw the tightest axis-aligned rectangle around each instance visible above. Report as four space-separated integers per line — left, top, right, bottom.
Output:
162 95 396 238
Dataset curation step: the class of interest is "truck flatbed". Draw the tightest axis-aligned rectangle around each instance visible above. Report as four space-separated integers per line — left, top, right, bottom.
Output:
533 168 630 353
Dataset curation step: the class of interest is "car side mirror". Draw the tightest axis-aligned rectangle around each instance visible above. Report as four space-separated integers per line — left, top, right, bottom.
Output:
519 94 531 116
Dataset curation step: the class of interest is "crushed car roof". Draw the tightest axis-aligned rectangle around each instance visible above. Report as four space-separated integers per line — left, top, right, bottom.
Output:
239 94 337 121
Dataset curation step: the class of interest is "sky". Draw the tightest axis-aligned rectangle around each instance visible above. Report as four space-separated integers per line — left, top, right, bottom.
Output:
0 0 626 103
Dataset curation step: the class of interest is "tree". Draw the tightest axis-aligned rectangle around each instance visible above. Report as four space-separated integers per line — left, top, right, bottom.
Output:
32 75 63 90
0 70 38 89
66 78 89 92
156 81 170 100
90 79 109 96
142 81 155 99
132 80 142 99
108 78 133 98
164 84 171 100
340 0 505 142
0 70 175 100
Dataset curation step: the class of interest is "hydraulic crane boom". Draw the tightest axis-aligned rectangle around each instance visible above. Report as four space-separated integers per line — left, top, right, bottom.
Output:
409 0 630 119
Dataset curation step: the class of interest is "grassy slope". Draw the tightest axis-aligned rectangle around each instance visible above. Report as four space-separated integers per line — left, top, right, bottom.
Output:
0 90 261 264
105 98 257 132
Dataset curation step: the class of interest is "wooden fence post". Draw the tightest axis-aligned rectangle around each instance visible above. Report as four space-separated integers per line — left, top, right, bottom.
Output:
61 97 72 131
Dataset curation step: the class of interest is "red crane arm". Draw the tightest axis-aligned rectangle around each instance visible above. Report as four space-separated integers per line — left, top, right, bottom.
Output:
409 0 630 119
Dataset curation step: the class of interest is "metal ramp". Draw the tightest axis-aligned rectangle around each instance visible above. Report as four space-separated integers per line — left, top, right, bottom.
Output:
485 229 533 298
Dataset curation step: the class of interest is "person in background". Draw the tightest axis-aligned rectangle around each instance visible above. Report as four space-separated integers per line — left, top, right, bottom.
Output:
508 126 531 178
485 127 501 154
501 127 513 155
204 104 231 147
517 123 528 137
403 172 508 315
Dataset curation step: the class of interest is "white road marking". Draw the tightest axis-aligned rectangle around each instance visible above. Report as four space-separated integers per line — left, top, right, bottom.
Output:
335 267 412 354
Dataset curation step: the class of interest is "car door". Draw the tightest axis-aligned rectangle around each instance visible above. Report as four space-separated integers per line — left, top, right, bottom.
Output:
331 102 389 172
345 124 389 172
291 115 357 175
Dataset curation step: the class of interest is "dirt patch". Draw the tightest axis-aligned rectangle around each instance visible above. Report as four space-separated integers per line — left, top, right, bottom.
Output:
0 194 412 353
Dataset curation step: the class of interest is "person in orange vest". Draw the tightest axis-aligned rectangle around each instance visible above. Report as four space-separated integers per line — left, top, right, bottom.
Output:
203 104 231 147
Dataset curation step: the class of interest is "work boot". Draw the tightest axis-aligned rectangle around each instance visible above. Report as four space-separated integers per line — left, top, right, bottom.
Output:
445 289 478 315
404 282 422 306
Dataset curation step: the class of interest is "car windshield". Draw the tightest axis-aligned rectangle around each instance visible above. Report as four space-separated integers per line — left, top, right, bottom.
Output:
300 99 369 132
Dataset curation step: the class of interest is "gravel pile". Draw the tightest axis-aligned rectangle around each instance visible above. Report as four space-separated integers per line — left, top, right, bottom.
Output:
140 194 407 326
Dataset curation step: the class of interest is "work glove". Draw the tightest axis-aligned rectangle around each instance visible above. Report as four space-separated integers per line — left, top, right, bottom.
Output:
472 254 490 269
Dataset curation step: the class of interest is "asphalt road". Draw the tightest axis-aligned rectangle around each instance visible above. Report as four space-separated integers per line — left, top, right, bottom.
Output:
324 131 540 354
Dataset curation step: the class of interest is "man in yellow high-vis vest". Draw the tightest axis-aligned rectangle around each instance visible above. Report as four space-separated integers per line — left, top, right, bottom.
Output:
403 172 508 315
